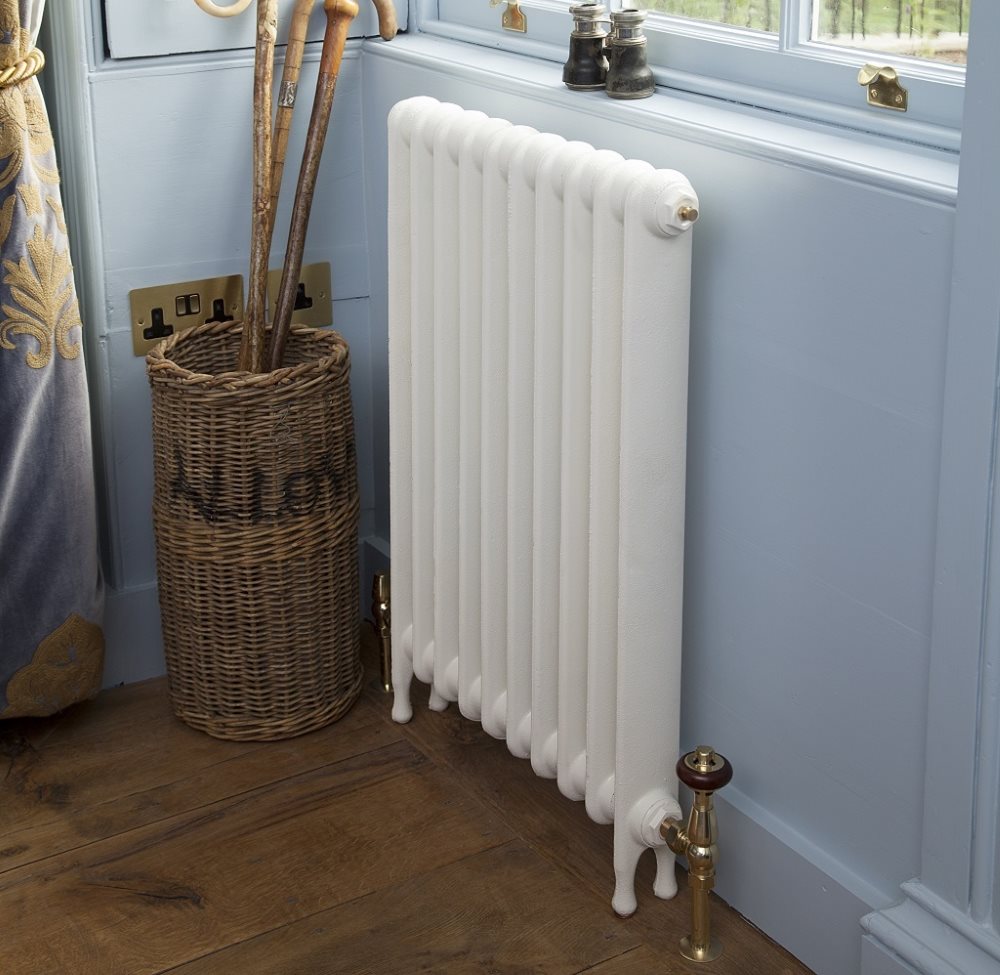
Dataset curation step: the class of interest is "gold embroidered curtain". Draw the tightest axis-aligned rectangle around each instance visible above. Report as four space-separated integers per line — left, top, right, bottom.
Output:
0 0 104 718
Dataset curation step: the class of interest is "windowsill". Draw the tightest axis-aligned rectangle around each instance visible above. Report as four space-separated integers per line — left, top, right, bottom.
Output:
364 31 958 206
420 6 963 151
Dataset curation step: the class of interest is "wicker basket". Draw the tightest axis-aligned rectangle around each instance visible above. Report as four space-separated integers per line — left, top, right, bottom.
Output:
146 321 363 741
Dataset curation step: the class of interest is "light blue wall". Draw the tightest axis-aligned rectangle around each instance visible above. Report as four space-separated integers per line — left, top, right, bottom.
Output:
44 4 978 972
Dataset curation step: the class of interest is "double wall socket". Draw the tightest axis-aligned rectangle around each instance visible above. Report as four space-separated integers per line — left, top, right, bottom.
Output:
266 261 333 330
130 262 333 356
130 274 244 356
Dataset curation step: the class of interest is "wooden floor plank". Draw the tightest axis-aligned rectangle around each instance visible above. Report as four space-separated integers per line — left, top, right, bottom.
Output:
380 676 636 904
4 678 196 755
0 742 511 975
575 945 688 974
1 680 400 873
0 676 337 835
169 841 643 975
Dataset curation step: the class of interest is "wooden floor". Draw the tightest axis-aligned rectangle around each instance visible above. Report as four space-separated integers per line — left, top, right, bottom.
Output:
1 639 814 975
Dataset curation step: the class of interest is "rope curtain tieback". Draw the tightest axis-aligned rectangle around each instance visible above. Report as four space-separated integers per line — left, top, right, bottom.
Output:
0 48 44 90
192 0 254 16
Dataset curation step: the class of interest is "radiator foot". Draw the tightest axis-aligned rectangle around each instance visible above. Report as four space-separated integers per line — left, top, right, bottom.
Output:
391 681 413 724
653 845 678 900
660 746 733 964
611 835 644 917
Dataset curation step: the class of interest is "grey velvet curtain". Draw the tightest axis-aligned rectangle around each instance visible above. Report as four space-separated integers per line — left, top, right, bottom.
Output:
0 0 104 718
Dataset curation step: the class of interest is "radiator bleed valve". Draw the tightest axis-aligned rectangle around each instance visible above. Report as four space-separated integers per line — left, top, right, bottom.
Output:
606 7 655 100
563 2 610 91
659 746 734 963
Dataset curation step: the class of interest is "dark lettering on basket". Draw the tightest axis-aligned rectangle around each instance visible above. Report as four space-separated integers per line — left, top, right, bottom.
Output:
282 471 320 514
170 446 238 523
250 461 338 522
171 447 342 524
249 468 325 522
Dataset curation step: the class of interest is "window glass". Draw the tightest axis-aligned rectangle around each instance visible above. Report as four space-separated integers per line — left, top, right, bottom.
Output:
645 0 778 32
812 0 971 64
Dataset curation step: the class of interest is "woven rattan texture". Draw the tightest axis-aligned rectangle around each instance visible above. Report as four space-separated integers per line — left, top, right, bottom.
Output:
147 322 362 741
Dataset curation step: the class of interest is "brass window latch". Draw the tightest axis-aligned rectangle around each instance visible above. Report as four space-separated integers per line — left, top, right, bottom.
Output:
490 0 527 33
858 64 908 112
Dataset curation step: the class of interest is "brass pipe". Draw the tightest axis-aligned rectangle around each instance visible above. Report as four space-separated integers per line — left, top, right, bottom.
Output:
660 746 733 964
371 573 391 693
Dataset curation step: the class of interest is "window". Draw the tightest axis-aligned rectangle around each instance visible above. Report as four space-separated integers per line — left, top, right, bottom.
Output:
649 0 969 67
812 1 969 64
425 0 969 148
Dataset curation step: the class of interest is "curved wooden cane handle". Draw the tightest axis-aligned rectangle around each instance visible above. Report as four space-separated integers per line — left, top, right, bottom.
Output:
369 0 399 40
320 0 360 75
193 0 254 16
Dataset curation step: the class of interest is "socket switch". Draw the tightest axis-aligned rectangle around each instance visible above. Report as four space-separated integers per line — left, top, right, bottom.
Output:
130 274 245 356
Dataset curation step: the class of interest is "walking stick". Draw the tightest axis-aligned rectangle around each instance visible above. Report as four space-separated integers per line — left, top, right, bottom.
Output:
370 0 398 39
265 0 316 256
268 0 359 370
238 0 279 373
267 0 393 244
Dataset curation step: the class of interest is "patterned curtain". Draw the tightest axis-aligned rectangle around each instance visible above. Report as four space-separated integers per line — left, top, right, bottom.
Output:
0 0 104 718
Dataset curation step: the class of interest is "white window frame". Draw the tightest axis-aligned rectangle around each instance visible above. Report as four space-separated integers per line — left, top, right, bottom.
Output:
418 0 966 151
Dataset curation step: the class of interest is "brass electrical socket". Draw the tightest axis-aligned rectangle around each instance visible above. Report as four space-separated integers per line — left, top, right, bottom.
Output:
130 274 244 356
266 261 333 330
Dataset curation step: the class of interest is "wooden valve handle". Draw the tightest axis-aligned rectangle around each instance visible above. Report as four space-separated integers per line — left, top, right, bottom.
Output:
676 746 733 794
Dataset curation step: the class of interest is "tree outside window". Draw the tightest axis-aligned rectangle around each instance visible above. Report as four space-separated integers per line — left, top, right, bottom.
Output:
646 0 970 63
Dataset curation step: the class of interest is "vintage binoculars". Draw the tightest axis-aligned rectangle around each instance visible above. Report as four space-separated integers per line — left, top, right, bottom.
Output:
563 3 654 100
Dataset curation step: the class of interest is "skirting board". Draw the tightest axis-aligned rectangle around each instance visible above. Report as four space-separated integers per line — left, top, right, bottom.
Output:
862 885 1000 975
711 785 883 975
102 581 166 688
861 937 922 975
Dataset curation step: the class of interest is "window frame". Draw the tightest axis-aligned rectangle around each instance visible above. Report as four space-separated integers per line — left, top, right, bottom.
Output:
420 0 966 151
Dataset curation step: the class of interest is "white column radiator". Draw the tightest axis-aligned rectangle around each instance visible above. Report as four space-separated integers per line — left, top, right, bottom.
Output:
387 96 699 916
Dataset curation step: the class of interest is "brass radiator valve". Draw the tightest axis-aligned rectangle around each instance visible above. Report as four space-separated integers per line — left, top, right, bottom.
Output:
370 573 392 693
660 746 734 963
